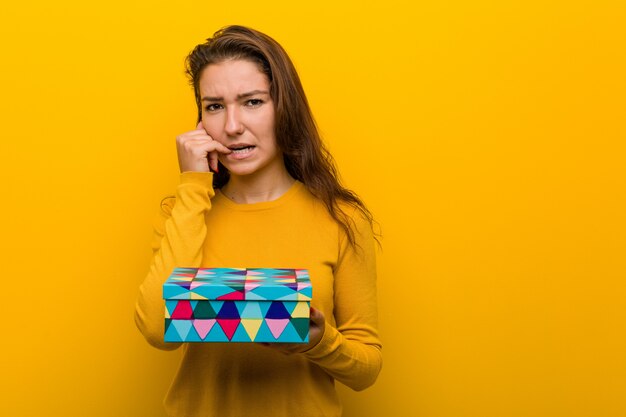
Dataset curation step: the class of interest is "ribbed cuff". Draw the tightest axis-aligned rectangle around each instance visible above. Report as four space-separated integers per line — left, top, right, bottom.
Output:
303 321 341 360
179 171 214 186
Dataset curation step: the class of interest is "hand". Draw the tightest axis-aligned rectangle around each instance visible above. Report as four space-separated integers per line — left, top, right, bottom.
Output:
258 307 326 355
176 122 231 173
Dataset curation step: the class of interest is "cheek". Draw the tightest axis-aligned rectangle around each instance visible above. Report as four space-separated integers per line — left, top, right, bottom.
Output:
202 120 223 141
260 110 276 137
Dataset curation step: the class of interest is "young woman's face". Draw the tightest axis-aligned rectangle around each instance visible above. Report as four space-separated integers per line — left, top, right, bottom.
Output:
199 59 281 179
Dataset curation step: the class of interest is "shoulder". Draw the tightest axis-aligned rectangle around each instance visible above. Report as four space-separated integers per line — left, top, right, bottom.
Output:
341 205 376 250
337 199 374 230
296 183 375 236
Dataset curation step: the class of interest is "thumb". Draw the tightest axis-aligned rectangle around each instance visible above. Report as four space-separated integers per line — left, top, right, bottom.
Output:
310 307 325 325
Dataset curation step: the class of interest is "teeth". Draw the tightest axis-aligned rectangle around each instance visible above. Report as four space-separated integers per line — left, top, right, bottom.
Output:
232 146 253 154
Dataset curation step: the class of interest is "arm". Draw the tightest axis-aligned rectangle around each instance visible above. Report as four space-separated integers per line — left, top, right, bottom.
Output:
134 171 214 350
135 122 229 349
303 210 383 391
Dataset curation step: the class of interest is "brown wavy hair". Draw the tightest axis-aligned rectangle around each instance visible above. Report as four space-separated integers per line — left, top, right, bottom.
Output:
184 25 376 246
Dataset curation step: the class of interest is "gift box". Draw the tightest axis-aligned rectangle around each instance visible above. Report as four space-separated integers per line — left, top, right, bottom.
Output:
163 268 312 343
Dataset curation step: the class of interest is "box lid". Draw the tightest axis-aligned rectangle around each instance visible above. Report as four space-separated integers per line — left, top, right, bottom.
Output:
163 267 312 301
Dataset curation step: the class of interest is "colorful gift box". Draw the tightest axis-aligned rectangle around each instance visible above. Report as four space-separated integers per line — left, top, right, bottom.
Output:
163 268 312 343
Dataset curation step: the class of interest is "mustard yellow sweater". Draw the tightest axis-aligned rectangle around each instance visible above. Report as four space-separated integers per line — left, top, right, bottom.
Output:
135 172 382 417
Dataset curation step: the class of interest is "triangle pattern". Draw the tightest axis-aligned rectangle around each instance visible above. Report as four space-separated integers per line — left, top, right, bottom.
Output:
290 302 310 318
171 301 193 319
217 301 240 319
164 320 180 341
240 302 262 318
206 320 229 342
217 290 245 301
279 321 306 342
193 301 217 319
241 319 263 340
266 301 290 319
231 324 253 342
165 301 178 317
265 318 289 339
193 319 216 339
290 318 310 341
172 320 193 340
254 319 275 342
163 267 313 343
209 301 224 314
217 319 241 340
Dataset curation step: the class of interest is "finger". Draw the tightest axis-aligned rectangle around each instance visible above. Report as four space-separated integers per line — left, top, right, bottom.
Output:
212 142 232 172
176 133 210 147
208 151 219 173
210 141 232 154
180 131 213 141
206 143 231 172
181 138 231 155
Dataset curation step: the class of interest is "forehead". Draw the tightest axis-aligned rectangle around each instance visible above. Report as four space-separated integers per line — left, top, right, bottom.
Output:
199 59 270 97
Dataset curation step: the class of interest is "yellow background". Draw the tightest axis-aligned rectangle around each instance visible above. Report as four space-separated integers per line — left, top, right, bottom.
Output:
1 1 624 416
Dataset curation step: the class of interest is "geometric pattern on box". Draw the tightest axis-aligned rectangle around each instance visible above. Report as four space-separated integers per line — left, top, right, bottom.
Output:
163 268 311 343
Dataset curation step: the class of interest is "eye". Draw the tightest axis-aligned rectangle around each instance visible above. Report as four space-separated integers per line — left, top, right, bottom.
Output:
245 99 263 107
204 103 222 112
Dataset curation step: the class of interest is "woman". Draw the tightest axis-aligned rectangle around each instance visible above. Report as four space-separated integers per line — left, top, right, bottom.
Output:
135 25 382 417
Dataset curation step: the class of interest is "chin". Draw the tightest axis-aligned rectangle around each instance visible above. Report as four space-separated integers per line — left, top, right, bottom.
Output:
223 163 261 177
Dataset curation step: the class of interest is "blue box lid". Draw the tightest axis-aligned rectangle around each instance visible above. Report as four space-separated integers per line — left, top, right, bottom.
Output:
163 268 312 301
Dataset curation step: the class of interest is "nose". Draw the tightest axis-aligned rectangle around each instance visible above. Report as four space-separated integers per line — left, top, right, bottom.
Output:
224 106 244 136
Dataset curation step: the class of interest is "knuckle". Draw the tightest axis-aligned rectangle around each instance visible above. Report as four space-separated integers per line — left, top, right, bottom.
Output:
176 134 190 144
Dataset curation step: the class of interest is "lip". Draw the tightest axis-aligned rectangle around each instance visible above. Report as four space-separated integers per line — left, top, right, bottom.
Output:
227 143 255 150
225 144 256 160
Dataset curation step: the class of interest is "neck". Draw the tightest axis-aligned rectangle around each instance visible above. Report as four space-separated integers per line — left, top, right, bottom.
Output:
222 166 295 204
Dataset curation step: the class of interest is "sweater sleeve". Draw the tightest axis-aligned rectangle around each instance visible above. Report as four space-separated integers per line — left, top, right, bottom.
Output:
134 171 215 350
303 210 383 391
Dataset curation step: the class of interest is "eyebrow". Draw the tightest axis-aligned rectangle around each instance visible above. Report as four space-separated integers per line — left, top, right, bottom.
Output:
201 90 270 102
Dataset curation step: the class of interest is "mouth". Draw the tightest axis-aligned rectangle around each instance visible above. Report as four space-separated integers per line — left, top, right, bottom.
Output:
228 144 256 155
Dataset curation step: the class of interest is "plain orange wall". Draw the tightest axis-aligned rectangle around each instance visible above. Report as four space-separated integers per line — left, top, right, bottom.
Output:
0 1 624 416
